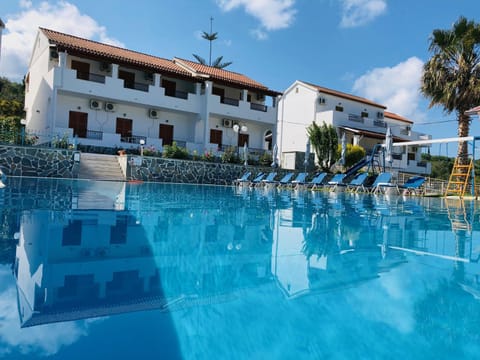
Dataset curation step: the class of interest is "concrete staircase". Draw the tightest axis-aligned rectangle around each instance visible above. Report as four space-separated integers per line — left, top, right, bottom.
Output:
77 153 125 181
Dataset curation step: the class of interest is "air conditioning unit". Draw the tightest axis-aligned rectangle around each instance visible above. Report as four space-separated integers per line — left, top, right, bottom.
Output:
104 102 116 112
318 97 326 105
222 118 233 128
99 62 111 72
377 111 384 119
149 109 159 118
89 99 102 110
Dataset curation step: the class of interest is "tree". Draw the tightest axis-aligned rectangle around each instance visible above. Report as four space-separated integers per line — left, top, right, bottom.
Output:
192 17 232 69
307 121 338 171
421 16 480 163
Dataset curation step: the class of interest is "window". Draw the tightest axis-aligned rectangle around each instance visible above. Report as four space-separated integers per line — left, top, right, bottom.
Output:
159 124 174 146
361 111 369 118
62 220 82 246
335 105 344 112
210 129 223 148
264 130 273 150
71 60 90 80
110 217 127 244
69 111 88 138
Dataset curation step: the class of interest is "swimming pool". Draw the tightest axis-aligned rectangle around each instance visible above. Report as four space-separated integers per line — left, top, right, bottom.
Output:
0 177 479 359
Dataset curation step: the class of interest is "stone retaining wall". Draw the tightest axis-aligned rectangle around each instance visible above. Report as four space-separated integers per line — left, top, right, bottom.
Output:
0 145 79 178
0 145 293 185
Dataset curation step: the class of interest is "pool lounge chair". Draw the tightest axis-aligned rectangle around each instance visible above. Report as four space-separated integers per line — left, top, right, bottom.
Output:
308 172 328 190
289 172 308 189
399 176 426 196
256 172 277 187
248 172 266 187
370 172 398 195
233 171 252 186
272 172 295 188
345 172 369 193
326 173 346 192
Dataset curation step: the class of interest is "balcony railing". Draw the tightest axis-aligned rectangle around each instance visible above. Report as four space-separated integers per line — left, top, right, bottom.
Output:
120 135 147 144
348 114 364 123
124 82 149 92
373 120 387 128
250 103 267 112
76 71 106 84
86 129 103 140
221 97 240 106
164 90 189 99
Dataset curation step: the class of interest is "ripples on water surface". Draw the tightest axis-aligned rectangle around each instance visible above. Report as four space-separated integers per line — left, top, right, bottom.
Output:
0 177 479 359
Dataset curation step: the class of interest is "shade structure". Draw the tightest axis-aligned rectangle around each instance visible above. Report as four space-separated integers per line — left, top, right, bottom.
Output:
243 142 248 166
385 127 393 165
271 143 278 168
340 132 347 166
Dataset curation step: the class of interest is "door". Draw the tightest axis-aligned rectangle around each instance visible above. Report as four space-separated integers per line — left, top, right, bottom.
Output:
119 70 135 89
212 87 225 102
210 129 223 149
159 124 174 146
238 133 249 147
68 111 88 138
71 60 90 80
162 79 176 97
116 118 132 142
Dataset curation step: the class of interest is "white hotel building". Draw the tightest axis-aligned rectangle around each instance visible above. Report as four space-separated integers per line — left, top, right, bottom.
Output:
24 28 280 154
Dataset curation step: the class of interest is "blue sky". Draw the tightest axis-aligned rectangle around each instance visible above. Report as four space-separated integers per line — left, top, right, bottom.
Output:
1 0 479 156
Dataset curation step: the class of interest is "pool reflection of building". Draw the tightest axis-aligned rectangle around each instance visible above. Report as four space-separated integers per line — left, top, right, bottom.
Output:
14 183 274 327
13 181 479 328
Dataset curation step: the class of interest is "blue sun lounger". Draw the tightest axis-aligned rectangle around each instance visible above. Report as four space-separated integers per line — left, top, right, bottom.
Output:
326 173 347 192
370 172 397 194
399 176 426 195
308 172 328 190
345 172 369 193
233 171 252 186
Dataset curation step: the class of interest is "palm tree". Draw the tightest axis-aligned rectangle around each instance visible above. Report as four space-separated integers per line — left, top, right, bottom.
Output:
192 18 232 69
421 16 480 163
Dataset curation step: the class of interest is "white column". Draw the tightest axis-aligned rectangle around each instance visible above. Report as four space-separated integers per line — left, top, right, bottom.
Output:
154 73 161 87
111 64 119 79
203 81 213 150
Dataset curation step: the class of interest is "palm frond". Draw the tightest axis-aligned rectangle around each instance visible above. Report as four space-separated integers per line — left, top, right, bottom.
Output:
192 54 206 65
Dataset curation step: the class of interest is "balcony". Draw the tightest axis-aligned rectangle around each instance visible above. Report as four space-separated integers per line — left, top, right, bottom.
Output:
221 97 240 106
120 135 147 144
164 90 188 100
124 82 149 92
348 114 364 123
76 71 106 84
250 103 267 112
373 120 387 128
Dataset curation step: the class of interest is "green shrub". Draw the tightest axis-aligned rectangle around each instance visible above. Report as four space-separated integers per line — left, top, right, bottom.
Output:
162 141 189 159
259 152 273 166
345 144 366 168
201 150 216 162
221 146 240 164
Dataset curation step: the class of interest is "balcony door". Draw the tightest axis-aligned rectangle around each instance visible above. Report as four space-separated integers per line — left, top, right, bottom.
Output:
116 118 132 142
68 111 88 138
159 124 174 146
212 87 225 102
162 79 176 97
71 60 90 80
119 70 135 89
238 133 249 147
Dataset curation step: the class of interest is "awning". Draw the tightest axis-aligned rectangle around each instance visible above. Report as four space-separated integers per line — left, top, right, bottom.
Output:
338 126 405 142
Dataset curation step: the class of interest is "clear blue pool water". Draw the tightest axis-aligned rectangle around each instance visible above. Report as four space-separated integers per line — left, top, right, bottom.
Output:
0 177 480 359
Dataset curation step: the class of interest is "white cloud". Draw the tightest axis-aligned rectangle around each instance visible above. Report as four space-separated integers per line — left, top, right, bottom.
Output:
0 266 91 356
0 1 124 81
340 0 387 28
352 57 424 120
217 0 296 39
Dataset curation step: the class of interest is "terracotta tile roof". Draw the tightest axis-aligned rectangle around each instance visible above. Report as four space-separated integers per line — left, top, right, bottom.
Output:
39 28 280 95
384 111 413 124
174 58 279 94
301 81 387 109
41 28 197 78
